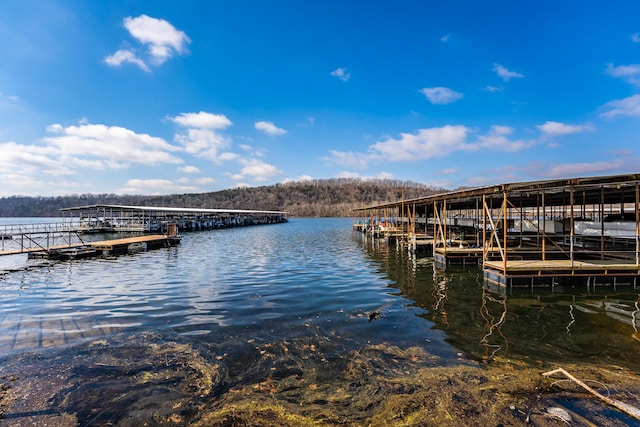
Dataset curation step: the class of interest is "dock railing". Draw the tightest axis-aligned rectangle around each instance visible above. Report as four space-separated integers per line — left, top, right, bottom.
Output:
0 221 85 255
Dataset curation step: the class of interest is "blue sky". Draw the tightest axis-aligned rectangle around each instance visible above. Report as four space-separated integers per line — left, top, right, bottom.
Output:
1 1 640 197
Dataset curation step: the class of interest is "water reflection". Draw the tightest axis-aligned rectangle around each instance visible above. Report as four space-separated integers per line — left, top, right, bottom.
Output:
431 266 449 327
479 288 508 361
355 232 640 371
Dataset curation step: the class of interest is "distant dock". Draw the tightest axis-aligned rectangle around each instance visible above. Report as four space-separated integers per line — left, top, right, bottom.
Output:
59 204 289 233
0 205 288 258
353 173 640 291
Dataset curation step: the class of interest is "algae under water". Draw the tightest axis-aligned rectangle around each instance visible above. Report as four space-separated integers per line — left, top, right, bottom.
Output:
0 218 639 426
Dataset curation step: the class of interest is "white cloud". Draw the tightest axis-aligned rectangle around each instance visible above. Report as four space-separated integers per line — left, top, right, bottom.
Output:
336 171 395 180
605 63 640 86
103 49 149 72
43 122 183 168
124 15 190 65
326 124 539 169
237 158 282 182
483 85 503 93
119 178 201 194
331 67 351 82
372 125 473 162
255 120 287 136
493 63 524 81
0 122 184 196
105 15 190 70
420 87 463 104
174 128 231 161
440 33 451 43
600 94 640 119
0 172 94 197
282 175 314 183
336 171 361 179
476 125 535 152
219 152 239 161
177 165 201 173
546 161 624 178
231 182 252 189
171 111 234 162
632 33 640 43
325 150 373 169
0 91 20 103
193 177 215 185
326 125 472 168
537 121 594 136
0 141 74 176
170 111 232 129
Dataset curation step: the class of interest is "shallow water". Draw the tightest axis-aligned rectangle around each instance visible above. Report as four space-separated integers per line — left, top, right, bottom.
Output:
0 217 639 425
361 235 640 371
0 218 456 358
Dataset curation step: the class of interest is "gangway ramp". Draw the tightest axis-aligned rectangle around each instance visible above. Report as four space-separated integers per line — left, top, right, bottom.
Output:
0 221 85 256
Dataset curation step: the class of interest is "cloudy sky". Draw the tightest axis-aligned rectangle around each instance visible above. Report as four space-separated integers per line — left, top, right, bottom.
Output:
1 1 640 197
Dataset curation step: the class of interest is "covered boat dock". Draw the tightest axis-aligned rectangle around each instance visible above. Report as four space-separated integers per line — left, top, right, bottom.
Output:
353 173 640 290
0 205 287 257
60 204 289 233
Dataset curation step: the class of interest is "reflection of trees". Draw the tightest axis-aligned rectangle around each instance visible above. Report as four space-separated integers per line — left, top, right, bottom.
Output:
480 288 508 361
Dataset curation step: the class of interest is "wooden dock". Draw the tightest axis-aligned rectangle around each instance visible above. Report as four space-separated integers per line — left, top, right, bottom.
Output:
23 234 181 260
89 234 181 253
353 173 640 290
484 259 640 290
434 246 485 267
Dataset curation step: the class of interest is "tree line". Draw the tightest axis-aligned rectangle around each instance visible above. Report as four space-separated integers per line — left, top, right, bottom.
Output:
0 178 446 217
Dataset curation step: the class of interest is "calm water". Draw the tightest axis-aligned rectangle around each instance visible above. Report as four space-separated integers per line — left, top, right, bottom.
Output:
0 218 456 358
0 217 639 424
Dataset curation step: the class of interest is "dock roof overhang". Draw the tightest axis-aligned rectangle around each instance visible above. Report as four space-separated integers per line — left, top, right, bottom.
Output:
351 173 640 213
60 204 288 216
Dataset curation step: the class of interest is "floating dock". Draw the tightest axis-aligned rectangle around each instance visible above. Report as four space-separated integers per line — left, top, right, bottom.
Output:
0 205 287 257
60 204 288 233
353 173 640 291
27 225 181 260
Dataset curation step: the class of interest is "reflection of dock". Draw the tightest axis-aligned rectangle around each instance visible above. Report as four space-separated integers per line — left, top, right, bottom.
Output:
353 173 640 291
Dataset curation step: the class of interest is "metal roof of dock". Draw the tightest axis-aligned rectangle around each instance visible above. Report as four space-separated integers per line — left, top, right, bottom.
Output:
60 204 288 215
352 173 640 212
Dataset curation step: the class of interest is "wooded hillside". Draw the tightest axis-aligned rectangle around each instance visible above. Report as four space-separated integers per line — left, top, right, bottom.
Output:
0 178 446 217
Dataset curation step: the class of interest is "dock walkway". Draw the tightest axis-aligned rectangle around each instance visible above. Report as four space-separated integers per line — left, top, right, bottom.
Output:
24 234 181 260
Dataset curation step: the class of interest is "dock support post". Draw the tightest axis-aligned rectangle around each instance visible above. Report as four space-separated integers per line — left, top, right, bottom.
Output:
635 182 640 265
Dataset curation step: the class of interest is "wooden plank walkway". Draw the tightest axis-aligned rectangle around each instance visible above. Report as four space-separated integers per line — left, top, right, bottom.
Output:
88 235 178 251
485 259 640 273
0 235 180 258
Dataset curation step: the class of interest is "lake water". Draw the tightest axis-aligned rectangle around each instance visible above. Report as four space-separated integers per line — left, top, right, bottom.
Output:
0 217 639 425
